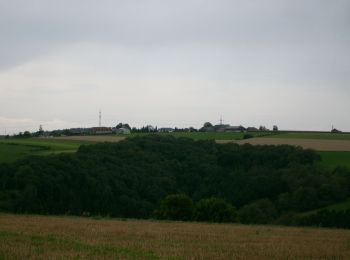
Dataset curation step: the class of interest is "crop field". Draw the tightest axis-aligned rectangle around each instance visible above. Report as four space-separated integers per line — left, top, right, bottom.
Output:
267 132 350 140
223 137 350 152
122 131 273 140
0 214 350 260
42 132 272 143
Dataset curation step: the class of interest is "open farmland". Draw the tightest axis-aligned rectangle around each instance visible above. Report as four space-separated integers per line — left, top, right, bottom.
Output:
267 132 350 140
0 138 89 163
219 137 350 151
319 151 350 169
2 133 350 168
0 213 350 260
50 132 254 143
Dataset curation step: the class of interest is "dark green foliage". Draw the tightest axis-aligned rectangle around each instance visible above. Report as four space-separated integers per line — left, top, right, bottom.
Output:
298 209 350 229
0 135 349 227
243 134 253 139
239 199 278 224
195 197 238 223
156 194 194 221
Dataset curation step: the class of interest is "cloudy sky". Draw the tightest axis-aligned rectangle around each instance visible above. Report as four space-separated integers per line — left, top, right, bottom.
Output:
1 0 349 134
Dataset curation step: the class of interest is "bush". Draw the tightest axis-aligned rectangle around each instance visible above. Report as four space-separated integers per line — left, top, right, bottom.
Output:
156 194 194 221
239 199 277 224
243 134 253 139
195 197 238 223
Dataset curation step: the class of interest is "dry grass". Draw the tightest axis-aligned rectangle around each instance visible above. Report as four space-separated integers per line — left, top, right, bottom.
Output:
0 214 350 259
217 138 350 151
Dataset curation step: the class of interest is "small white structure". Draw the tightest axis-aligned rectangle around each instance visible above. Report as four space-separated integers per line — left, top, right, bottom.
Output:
115 127 131 134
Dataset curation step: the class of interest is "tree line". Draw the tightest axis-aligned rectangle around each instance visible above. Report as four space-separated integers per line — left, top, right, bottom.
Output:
0 135 349 228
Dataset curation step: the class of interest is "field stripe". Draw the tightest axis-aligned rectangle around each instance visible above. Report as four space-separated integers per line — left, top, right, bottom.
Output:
217 138 350 151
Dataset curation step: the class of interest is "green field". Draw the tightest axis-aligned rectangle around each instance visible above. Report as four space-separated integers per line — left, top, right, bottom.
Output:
302 199 350 217
0 138 87 163
323 199 350 211
118 131 273 140
1 133 270 163
2 134 350 167
267 132 350 140
318 151 350 169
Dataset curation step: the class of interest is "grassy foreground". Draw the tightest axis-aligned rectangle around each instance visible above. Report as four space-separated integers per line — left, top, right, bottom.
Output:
0 214 350 259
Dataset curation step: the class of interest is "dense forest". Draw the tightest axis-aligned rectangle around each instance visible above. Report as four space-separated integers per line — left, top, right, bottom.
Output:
0 135 349 228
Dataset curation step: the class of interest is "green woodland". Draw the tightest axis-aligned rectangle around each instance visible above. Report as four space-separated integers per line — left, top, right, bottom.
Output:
0 135 349 228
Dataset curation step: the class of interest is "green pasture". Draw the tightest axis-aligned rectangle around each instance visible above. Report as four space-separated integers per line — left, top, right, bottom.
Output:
318 151 350 169
323 199 350 212
0 138 87 163
302 199 350 216
119 131 273 140
267 132 350 140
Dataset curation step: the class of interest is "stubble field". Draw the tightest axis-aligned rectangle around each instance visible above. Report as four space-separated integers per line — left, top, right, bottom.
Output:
0 214 350 259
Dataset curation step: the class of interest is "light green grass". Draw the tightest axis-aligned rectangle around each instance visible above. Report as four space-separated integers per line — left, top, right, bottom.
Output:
267 132 350 140
318 151 350 169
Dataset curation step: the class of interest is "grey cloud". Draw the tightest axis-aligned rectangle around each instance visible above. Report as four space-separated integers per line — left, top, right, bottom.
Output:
0 0 349 132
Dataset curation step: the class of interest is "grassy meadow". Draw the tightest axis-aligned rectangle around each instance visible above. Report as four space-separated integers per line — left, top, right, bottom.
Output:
318 151 350 169
0 213 350 260
0 138 88 163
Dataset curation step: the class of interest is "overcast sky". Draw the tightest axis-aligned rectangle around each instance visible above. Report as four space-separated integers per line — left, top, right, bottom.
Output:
1 0 349 134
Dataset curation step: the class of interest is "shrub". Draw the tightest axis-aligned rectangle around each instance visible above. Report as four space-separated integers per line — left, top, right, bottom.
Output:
243 134 253 139
195 197 238 223
239 199 277 224
156 194 194 221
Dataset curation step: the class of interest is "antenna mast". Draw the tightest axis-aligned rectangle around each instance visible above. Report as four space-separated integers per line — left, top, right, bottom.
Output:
220 115 223 125
99 110 102 127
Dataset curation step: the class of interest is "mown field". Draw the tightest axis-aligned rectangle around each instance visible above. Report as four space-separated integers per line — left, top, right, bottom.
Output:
0 213 350 260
